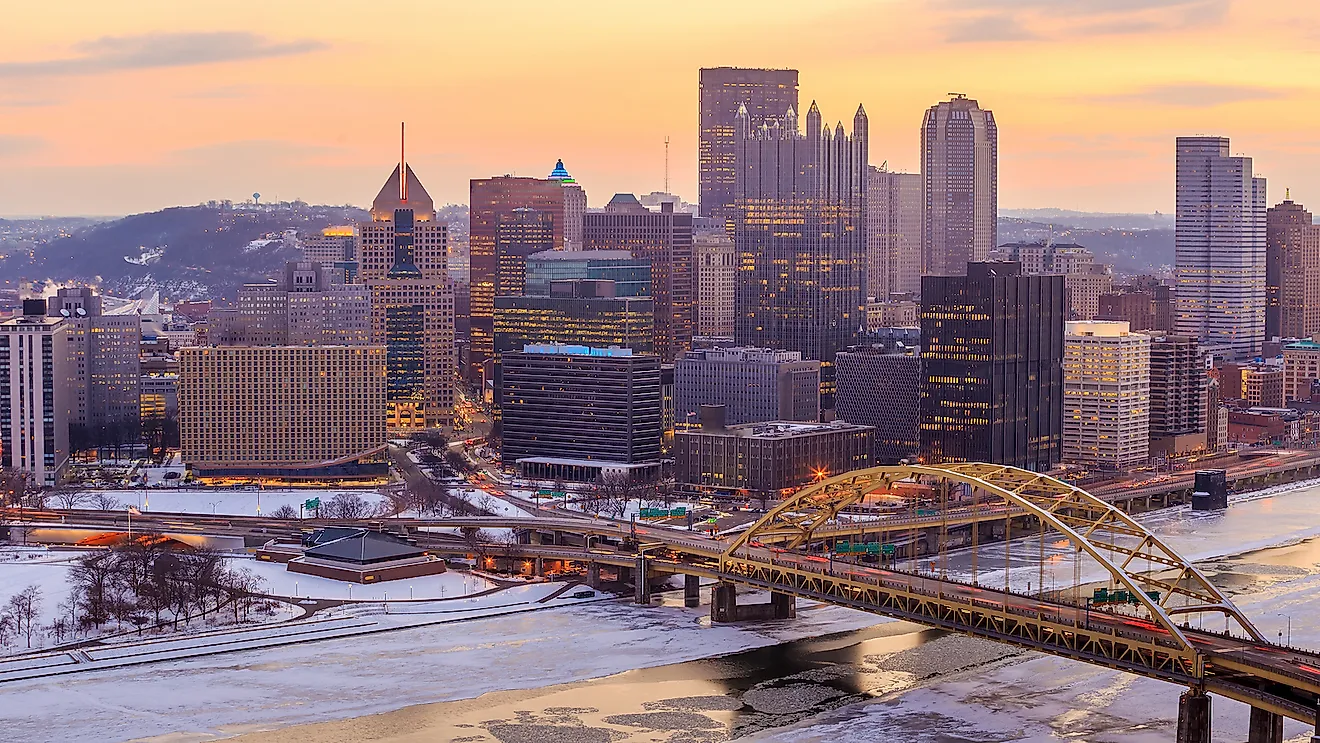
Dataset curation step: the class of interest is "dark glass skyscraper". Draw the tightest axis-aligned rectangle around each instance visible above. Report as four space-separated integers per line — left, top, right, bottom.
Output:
919 262 1065 471
732 101 868 398
698 67 799 224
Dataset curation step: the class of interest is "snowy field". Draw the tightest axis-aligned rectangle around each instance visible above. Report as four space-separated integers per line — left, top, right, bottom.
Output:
70 489 387 517
228 557 493 600
0 552 79 654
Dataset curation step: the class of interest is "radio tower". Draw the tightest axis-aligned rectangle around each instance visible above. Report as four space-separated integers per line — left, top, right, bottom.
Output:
664 136 670 195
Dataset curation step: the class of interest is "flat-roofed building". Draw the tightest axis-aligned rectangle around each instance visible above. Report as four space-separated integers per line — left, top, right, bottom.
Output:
1283 337 1320 401
178 346 387 482
674 347 819 428
0 302 72 487
1063 321 1150 470
675 415 873 500
500 344 662 482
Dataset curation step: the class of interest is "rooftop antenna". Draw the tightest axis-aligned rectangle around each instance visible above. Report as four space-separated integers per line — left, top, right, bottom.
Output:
400 122 408 203
664 136 670 195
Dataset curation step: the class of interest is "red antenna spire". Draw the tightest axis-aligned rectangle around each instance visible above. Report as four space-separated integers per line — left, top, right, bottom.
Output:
400 121 408 203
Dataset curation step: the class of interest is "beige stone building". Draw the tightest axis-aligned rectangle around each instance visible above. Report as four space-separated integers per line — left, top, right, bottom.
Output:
1063 321 1150 470
695 232 735 337
178 346 387 481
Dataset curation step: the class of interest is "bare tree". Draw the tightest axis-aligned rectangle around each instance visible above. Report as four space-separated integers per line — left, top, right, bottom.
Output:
325 493 370 520
6 585 43 649
269 504 298 520
52 489 90 510
88 492 121 510
593 472 634 519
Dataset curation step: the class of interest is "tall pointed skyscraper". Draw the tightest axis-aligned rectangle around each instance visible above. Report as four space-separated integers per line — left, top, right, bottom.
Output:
733 100 868 406
359 125 456 430
921 95 997 278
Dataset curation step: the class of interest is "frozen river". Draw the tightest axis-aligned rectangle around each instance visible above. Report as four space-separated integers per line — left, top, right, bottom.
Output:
5 479 1320 742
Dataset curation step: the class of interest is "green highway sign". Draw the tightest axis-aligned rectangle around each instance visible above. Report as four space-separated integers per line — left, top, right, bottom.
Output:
304 498 321 509
640 507 688 519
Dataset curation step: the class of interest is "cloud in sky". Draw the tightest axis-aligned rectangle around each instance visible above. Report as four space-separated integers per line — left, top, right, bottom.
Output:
0 32 326 77
945 14 1039 43
1098 83 1289 108
0 135 46 159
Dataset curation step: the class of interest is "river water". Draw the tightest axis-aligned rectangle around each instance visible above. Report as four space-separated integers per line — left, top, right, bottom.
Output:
219 478 1320 743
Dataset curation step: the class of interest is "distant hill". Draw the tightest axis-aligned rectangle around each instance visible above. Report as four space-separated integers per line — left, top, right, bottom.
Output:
1000 209 1174 231
2 203 369 300
997 216 1174 275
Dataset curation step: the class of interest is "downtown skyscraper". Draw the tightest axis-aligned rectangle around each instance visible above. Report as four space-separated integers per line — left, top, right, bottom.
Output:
469 176 566 383
733 101 867 397
698 67 799 224
921 95 997 278
359 133 456 430
1174 136 1267 358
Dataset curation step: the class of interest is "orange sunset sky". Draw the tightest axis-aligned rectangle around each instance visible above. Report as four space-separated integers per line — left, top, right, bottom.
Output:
1 0 1316 217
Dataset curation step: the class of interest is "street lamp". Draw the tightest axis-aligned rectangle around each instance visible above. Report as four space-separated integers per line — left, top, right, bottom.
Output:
1278 613 1292 646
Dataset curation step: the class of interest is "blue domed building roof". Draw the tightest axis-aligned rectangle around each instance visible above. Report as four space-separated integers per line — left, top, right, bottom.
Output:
548 159 575 183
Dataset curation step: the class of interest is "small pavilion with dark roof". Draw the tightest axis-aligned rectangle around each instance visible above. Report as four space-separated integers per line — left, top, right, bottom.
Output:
286 527 447 584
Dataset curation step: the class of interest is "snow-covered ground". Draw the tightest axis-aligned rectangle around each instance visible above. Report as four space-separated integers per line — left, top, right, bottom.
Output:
70 489 387 517
227 557 493 600
0 554 79 653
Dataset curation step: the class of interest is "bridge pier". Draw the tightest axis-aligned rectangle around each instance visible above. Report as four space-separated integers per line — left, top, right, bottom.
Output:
586 563 601 589
1248 706 1283 743
1176 688 1211 743
634 554 650 604
534 557 544 577
684 574 700 608
710 584 795 622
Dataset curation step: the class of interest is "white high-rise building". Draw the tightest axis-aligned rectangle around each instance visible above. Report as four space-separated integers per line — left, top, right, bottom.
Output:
921 95 997 278
1174 136 1267 358
1063 321 1150 470
867 167 922 298
1 305 72 487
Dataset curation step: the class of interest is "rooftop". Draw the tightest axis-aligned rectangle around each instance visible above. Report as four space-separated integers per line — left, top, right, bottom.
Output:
681 420 873 440
303 528 425 565
520 343 633 357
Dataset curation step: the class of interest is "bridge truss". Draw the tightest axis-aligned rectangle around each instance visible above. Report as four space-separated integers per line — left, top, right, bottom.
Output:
722 463 1265 659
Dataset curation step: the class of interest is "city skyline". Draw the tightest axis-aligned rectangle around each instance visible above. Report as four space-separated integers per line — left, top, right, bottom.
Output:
2 0 1315 216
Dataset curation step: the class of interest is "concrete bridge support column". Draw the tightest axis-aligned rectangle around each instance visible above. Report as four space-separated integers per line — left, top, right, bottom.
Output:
684 574 701 608
587 563 601 589
534 557 544 577
634 554 650 604
711 582 738 623
1175 689 1211 743
1247 707 1283 743
771 592 796 619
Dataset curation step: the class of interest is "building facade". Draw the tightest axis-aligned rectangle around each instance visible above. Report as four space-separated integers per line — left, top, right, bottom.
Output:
922 95 997 278
359 157 456 430
674 418 873 499
1063 321 1150 470
733 101 867 385
499 345 662 479
698 67 799 224
1098 283 1174 333
1148 334 1208 455
990 243 1111 320
835 345 920 464
469 176 566 382
548 159 587 250
1266 198 1320 340
867 167 923 299
694 232 736 338
47 287 140 441
524 250 651 298
674 347 820 428
495 207 556 297
493 282 655 355
1283 338 1320 401
1242 365 1285 408
300 230 356 265
1174 136 1267 358
919 262 1065 471
583 196 693 362
0 303 72 487
178 346 387 481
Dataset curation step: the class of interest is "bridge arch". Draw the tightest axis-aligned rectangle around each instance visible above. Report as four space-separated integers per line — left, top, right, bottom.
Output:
724 463 1264 652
